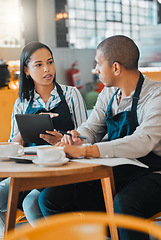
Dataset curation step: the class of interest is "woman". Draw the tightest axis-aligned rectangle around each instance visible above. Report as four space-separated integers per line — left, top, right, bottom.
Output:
10 42 87 145
0 41 87 234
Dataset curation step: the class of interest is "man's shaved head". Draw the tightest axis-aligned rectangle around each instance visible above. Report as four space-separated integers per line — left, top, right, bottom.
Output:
97 35 140 70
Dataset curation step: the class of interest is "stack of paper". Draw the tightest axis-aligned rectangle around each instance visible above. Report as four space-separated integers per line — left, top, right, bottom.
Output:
71 158 149 168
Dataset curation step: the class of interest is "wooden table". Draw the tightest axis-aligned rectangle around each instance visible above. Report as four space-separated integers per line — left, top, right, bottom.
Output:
0 160 118 240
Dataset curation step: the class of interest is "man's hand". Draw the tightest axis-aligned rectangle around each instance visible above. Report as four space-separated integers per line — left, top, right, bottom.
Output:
40 130 63 145
56 142 100 159
61 130 83 145
56 142 86 158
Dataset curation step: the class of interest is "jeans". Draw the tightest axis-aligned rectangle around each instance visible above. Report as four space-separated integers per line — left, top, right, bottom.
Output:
113 173 161 239
38 173 161 240
22 189 43 226
0 178 10 237
39 180 106 217
0 177 43 235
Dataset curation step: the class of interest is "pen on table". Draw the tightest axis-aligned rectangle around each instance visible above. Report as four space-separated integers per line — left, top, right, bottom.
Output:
58 131 87 140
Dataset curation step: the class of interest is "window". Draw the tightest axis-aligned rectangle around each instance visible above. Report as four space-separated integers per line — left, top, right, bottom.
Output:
0 0 22 48
56 0 158 49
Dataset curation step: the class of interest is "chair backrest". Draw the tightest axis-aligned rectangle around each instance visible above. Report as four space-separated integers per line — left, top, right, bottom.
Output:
4 212 161 240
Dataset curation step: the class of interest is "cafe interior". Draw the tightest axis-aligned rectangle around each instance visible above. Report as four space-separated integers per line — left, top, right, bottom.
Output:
1 0 161 239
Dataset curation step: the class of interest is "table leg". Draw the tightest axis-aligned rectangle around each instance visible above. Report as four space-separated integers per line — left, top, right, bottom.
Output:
101 169 119 240
5 177 21 234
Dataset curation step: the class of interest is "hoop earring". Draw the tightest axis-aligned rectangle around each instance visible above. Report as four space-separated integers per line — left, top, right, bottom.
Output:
26 75 30 79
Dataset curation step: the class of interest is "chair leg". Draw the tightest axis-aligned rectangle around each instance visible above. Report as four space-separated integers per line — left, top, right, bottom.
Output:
150 212 161 222
16 210 27 224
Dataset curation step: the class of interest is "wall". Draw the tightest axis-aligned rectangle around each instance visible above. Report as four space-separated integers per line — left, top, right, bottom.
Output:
21 0 38 44
36 0 96 91
138 24 161 67
0 48 21 62
51 48 95 91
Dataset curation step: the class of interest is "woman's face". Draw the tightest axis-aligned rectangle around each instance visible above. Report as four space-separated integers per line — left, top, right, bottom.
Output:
24 48 55 88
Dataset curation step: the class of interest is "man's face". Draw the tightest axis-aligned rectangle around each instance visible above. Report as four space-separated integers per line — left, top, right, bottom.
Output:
94 49 115 87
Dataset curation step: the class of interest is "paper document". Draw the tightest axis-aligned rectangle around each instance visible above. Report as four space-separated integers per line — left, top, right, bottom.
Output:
71 158 149 168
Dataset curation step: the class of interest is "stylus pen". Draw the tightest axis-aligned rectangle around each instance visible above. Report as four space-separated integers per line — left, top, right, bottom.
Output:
58 131 87 140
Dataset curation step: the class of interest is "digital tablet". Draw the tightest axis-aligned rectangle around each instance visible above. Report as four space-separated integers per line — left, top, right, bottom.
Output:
15 114 54 145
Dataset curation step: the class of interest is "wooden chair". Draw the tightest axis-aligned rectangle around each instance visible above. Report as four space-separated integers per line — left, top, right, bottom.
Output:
150 212 161 222
4 212 161 240
15 210 27 225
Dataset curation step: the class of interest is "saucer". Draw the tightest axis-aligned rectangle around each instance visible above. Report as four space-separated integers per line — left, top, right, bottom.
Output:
0 153 23 161
32 158 69 167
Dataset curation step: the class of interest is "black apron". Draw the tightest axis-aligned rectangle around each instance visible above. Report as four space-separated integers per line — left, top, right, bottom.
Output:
18 83 75 207
106 72 161 191
25 82 74 145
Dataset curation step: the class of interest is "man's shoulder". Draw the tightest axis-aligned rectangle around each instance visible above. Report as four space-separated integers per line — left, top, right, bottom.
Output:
140 76 161 103
143 76 161 95
144 75 161 88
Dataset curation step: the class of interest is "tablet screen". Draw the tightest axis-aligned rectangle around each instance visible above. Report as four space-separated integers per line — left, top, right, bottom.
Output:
15 114 54 145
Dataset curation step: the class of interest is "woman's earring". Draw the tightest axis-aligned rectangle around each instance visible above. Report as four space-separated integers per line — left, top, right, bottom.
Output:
26 75 30 79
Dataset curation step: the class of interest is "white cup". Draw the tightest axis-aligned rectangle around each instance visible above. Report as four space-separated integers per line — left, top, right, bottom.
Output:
0 142 24 159
37 146 65 163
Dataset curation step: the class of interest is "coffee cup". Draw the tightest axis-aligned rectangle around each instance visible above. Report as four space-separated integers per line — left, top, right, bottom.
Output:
0 142 24 159
37 146 65 163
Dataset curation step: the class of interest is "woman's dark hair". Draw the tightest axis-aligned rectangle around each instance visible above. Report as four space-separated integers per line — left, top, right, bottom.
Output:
19 41 56 101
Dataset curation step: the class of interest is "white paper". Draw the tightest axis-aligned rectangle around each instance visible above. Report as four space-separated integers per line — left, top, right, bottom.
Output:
71 158 149 168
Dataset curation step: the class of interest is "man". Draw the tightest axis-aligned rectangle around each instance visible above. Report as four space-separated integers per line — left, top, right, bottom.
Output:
40 35 161 240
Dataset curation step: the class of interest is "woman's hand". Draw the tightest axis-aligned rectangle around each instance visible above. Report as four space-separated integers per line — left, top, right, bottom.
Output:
39 112 59 118
40 129 63 145
12 132 24 146
61 130 83 145
39 112 60 145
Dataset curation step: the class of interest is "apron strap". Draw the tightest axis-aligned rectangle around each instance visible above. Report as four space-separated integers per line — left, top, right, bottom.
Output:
55 82 65 102
25 83 64 114
131 72 144 111
106 88 119 113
